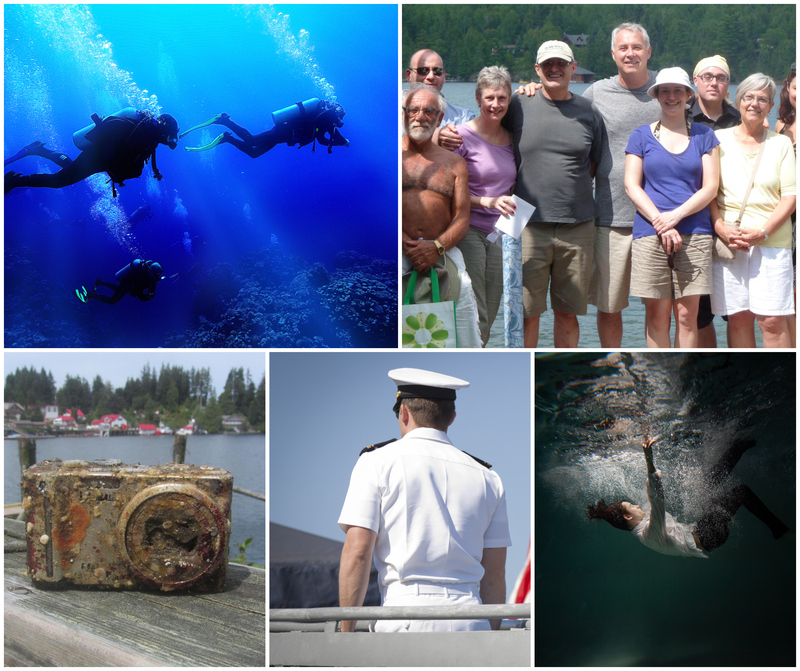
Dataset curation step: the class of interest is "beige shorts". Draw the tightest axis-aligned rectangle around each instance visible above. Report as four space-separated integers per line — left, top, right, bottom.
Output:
589 226 633 313
630 234 713 300
521 220 594 317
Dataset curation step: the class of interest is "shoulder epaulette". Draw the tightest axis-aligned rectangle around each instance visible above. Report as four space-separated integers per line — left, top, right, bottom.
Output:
461 450 492 469
359 438 397 456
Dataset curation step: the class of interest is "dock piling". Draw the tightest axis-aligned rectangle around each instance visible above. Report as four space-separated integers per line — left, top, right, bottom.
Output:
17 438 36 520
173 434 187 463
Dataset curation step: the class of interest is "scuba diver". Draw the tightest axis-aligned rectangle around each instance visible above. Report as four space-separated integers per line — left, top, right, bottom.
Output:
5 108 180 197
75 259 165 305
181 98 349 156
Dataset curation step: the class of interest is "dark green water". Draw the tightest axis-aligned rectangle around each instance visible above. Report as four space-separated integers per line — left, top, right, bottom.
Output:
535 353 795 666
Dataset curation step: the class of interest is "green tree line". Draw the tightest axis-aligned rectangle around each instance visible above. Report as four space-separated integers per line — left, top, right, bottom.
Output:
5 365 265 433
403 4 796 83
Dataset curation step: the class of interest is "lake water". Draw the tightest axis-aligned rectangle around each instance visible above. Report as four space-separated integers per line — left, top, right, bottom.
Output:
434 81 777 348
4 434 265 565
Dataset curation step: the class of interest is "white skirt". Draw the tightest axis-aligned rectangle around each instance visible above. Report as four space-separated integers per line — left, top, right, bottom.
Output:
711 245 794 317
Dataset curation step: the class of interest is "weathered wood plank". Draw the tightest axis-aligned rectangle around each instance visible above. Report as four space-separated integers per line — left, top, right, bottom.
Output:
4 519 265 667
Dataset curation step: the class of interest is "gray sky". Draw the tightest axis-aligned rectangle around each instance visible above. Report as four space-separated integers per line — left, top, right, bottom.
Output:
4 352 265 394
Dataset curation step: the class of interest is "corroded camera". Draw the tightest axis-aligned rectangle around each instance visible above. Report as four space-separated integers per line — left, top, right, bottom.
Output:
23 459 233 592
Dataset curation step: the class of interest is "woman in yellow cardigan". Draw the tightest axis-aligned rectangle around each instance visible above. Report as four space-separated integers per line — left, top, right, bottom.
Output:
710 73 796 347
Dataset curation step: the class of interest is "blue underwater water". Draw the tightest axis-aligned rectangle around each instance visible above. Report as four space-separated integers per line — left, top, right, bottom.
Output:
4 4 398 348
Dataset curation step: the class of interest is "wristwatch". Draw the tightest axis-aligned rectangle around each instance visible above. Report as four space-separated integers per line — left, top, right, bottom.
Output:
433 239 445 256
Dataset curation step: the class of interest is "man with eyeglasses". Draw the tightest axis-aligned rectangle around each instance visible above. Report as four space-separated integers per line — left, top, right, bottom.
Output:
402 84 482 347
688 55 742 348
405 49 475 150
503 41 605 347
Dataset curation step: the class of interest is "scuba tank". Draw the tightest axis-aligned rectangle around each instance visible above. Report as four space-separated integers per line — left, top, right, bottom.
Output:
115 259 142 283
271 98 323 126
73 108 142 150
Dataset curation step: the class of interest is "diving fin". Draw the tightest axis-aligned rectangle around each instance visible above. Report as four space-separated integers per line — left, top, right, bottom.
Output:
75 288 86 303
179 114 226 139
185 132 227 152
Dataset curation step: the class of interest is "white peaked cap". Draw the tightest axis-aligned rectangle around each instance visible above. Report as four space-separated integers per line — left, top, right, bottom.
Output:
388 368 470 392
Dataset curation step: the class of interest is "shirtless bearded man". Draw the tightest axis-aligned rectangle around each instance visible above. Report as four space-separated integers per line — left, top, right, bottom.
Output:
402 84 481 347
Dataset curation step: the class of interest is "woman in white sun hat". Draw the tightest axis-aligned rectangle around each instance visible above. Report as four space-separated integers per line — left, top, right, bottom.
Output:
624 66 720 348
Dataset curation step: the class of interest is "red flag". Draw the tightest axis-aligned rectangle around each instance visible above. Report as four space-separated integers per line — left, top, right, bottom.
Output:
509 539 530 603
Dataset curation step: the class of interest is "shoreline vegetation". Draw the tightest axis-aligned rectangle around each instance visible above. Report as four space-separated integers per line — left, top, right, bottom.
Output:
5 365 266 435
402 5 795 83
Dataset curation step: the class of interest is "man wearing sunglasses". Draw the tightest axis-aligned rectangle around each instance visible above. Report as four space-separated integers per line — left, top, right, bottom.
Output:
405 49 475 150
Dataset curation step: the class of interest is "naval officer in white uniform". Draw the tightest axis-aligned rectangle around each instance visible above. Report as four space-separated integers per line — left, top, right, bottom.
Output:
337 368 511 633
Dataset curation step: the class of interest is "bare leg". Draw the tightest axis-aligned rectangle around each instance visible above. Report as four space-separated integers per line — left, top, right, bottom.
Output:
524 315 539 348
596 310 622 347
644 298 672 348
553 310 579 347
756 314 791 348
674 295 700 348
727 310 757 348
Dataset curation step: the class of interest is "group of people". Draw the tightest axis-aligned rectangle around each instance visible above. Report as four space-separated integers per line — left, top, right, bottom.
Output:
402 23 796 348
5 99 349 306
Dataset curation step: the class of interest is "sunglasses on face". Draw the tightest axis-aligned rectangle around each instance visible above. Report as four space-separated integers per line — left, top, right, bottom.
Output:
409 66 444 77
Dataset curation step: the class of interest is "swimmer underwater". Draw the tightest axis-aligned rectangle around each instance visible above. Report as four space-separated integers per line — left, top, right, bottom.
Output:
588 437 792 558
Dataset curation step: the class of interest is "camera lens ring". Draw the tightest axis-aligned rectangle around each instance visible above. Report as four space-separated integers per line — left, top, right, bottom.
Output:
117 482 228 589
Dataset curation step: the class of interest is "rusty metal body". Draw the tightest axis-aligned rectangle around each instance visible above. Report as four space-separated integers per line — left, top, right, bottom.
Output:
22 459 233 592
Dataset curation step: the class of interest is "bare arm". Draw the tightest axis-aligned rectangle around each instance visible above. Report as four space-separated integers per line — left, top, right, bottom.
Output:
338 525 377 632
624 153 661 223
479 546 506 631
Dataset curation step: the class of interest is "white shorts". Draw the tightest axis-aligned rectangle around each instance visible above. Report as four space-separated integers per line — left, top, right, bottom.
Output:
372 582 490 633
711 246 794 316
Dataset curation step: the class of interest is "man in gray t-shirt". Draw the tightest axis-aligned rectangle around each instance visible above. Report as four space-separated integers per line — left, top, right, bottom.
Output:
503 41 605 348
583 23 661 347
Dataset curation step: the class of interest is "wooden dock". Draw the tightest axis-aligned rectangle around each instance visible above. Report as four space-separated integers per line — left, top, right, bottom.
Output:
4 519 265 667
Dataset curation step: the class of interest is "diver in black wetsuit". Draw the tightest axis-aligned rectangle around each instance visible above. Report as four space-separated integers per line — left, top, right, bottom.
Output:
5 108 180 196
76 259 165 305
181 98 349 156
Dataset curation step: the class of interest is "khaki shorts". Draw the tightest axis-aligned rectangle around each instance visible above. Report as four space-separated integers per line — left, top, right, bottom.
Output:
589 226 632 313
521 220 594 317
630 234 713 300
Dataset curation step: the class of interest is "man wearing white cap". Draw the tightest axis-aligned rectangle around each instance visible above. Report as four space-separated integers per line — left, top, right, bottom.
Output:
503 40 605 347
689 55 742 347
338 368 510 632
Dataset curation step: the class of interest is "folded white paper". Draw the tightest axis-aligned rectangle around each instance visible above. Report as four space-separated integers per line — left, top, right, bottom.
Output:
487 195 536 245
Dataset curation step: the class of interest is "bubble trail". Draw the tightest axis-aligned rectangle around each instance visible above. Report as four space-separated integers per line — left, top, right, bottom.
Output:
243 5 337 102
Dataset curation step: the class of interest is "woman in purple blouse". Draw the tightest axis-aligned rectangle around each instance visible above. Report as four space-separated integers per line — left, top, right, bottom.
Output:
624 67 720 348
453 66 518 346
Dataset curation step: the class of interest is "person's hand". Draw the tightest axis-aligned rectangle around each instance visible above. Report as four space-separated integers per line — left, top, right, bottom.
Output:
660 229 682 254
728 227 765 249
403 239 439 274
514 82 542 97
487 195 516 215
153 170 163 181
652 208 684 234
437 124 463 150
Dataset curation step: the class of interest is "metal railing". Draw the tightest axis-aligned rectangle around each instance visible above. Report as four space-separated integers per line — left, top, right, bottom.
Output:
270 604 530 667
